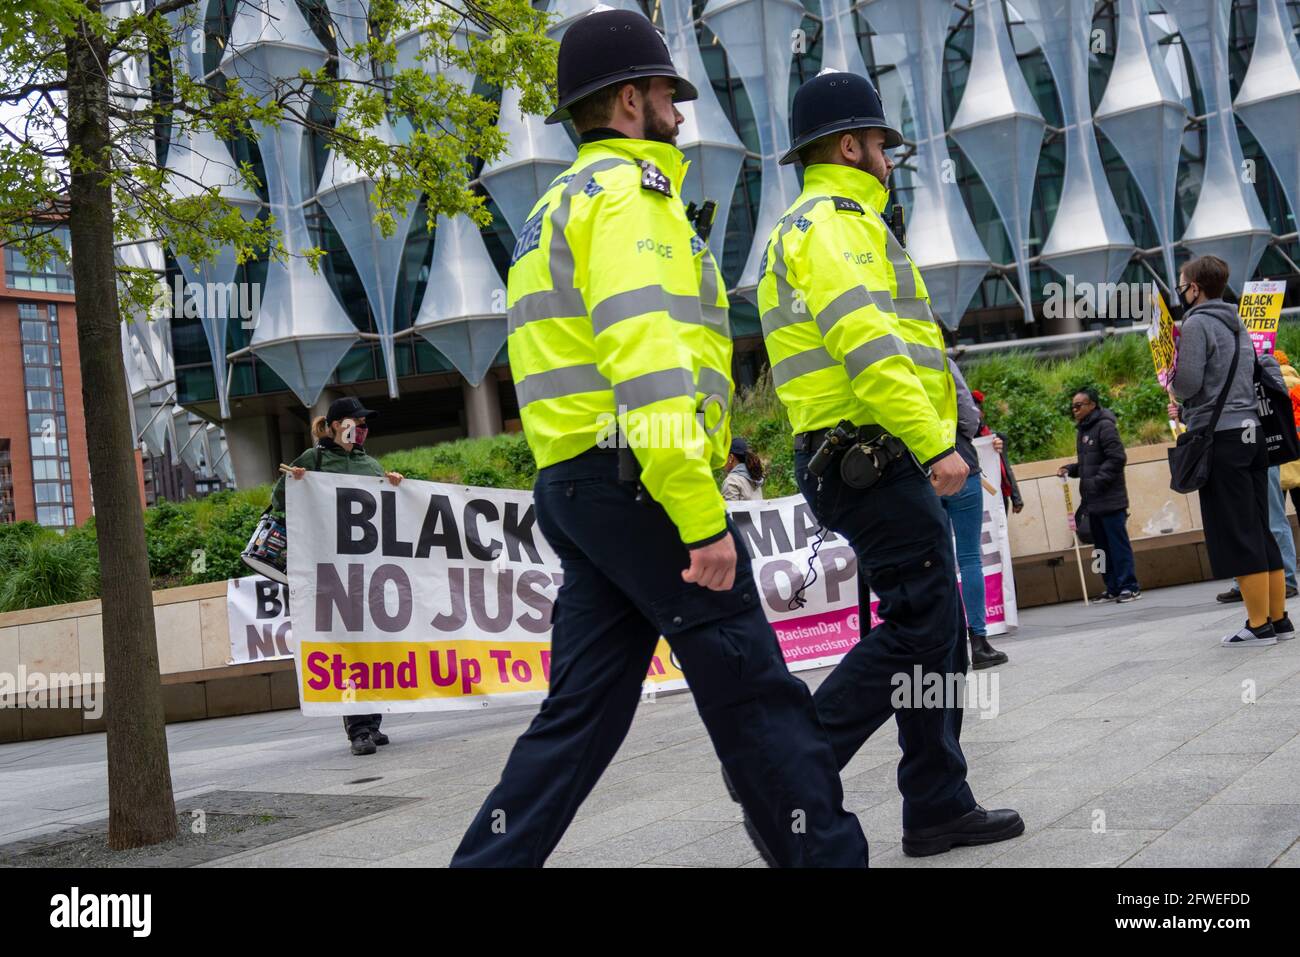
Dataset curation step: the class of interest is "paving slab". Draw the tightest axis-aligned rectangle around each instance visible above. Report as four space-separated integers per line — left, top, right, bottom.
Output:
3 580 1299 866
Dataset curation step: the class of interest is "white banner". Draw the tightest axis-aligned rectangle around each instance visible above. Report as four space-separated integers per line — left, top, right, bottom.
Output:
284 450 1018 715
973 435 1019 633
226 576 294 665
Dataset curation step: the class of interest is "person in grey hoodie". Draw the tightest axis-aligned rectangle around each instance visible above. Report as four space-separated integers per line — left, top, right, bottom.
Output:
1169 255 1291 648
721 437 765 501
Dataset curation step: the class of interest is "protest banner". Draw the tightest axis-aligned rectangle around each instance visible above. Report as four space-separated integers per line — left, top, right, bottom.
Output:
227 575 294 665
1146 286 1178 388
1239 280 1286 356
1146 287 1184 438
285 439 1018 715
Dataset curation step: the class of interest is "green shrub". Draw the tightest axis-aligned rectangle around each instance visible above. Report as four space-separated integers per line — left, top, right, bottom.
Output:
0 521 46 577
963 351 1064 462
963 334 1175 463
1274 318 1300 361
0 531 99 613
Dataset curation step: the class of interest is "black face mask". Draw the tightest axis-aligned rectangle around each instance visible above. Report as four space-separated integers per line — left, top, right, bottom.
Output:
1177 284 1196 309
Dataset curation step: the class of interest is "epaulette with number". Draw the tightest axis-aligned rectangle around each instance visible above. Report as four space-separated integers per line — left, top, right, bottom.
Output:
832 196 864 214
639 161 673 197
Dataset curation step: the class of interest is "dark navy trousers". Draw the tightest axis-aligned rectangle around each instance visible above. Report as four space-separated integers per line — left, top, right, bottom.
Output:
451 449 868 867
1089 509 1139 595
795 449 976 830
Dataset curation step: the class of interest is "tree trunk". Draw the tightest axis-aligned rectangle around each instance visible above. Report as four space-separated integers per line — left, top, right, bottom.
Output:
65 4 177 849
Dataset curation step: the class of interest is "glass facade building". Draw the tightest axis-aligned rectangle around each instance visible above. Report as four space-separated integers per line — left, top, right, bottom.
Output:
18 304 75 529
132 0 1298 481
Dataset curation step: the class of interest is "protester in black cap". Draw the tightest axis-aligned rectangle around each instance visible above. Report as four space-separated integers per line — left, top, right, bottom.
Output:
721 437 765 501
270 396 403 755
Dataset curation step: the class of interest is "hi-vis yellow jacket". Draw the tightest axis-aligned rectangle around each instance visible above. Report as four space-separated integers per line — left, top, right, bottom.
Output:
756 163 957 466
506 136 734 547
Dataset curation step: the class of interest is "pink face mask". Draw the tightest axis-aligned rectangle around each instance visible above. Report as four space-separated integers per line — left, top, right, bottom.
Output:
352 425 369 446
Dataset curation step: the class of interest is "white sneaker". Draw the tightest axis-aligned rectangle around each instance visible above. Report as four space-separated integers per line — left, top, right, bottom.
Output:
1273 615 1296 641
1222 620 1277 647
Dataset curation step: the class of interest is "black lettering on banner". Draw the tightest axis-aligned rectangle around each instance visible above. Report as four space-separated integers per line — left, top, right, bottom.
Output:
817 545 857 603
246 623 276 660
337 489 378 555
733 509 792 557
792 503 829 550
515 570 555 633
415 494 464 560
759 559 803 611
469 568 512 633
255 579 284 618
369 563 413 632
274 620 292 656
503 502 542 563
465 499 503 561
316 562 365 631
431 567 467 630
381 490 414 557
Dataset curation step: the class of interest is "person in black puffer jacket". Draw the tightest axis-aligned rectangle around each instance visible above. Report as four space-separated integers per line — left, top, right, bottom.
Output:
1056 389 1141 602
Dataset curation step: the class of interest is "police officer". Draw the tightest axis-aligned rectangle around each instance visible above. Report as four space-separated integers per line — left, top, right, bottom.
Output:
753 70 1024 856
450 10 867 868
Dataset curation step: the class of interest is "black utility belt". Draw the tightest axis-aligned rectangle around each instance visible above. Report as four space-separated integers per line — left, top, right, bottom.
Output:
798 421 910 490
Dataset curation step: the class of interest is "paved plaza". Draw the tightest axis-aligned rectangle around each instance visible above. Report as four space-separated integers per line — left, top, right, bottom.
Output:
2 579 1299 867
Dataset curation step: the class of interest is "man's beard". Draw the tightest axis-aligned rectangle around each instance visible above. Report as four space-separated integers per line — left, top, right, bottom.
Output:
641 110 678 145
854 151 890 187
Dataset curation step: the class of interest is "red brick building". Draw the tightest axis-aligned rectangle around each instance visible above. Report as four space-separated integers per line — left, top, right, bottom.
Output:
1 228 111 528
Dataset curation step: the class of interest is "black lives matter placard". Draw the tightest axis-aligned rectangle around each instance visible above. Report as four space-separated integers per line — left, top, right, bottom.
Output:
283 462 1017 714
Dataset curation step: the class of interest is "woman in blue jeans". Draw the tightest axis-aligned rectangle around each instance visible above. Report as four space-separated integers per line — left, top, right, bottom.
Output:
947 362 1009 670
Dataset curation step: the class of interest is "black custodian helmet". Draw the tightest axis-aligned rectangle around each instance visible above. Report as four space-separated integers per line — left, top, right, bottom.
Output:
780 70 904 165
546 8 699 125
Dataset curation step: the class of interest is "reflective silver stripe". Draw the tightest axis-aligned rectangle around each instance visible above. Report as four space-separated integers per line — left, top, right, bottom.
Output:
760 304 810 336
508 158 638 336
697 366 731 405
515 363 610 407
701 304 730 336
613 367 696 411
906 342 949 371
813 285 896 337
765 195 827 319
591 285 704 336
548 157 637 290
698 253 730 336
699 249 720 304
878 212 917 299
842 336 948 381
771 346 837 387
844 334 909 380
894 298 937 322
509 288 586 332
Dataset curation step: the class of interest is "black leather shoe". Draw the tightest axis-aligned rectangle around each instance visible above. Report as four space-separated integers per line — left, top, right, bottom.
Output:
721 769 779 866
1288 584 1298 599
372 730 390 746
1217 587 1243 603
350 733 377 756
902 805 1024 857
742 815 778 867
970 631 1008 670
